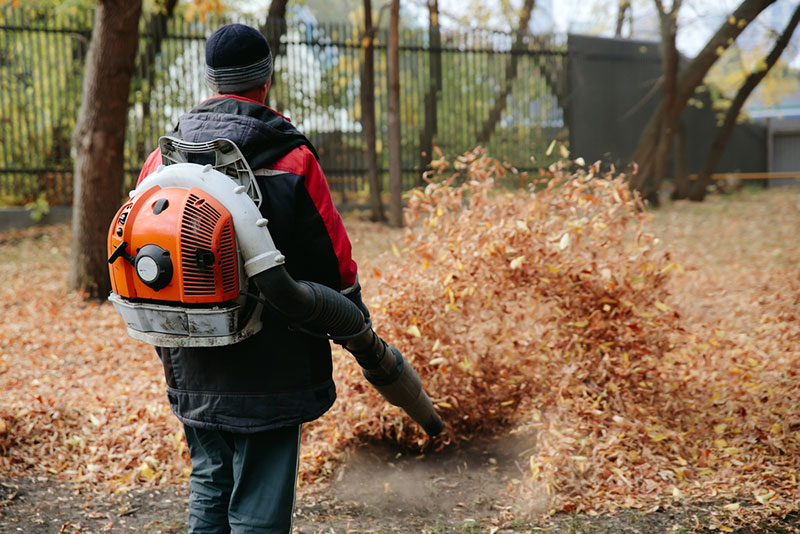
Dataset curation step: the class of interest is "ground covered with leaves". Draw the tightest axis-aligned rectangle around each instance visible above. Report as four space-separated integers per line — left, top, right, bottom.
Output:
0 155 798 532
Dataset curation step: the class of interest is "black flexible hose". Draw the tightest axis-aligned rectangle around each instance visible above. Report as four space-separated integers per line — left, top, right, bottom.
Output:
251 266 444 436
301 281 366 337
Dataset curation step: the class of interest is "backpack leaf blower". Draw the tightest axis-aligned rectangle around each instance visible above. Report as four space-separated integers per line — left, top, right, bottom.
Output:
107 137 444 437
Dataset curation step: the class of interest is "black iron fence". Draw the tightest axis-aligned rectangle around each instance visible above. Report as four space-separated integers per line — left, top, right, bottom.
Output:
0 6 567 206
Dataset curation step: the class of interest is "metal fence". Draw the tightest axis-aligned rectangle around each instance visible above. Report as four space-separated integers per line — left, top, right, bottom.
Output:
0 6 567 206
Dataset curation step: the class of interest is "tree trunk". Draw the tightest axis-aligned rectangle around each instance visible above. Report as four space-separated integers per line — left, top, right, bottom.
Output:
361 0 385 222
650 0 681 207
263 0 290 109
475 0 535 144
387 0 403 227
69 0 142 299
615 0 631 37
690 2 800 201
418 0 442 184
265 0 289 57
135 0 178 165
672 120 690 199
628 0 776 203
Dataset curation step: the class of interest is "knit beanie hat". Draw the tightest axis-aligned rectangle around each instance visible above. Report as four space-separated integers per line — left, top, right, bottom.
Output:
205 23 273 93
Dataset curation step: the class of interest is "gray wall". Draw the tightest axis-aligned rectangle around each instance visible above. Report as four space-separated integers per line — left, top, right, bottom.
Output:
566 34 766 176
767 117 800 186
0 206 72 232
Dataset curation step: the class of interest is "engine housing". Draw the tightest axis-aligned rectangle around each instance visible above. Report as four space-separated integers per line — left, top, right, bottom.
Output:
108 185 240 304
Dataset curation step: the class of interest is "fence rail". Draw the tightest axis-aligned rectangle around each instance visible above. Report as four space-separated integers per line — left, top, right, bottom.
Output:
0 6 567 207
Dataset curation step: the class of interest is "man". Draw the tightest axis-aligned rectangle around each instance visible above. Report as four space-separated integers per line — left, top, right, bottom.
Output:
137 23 367 534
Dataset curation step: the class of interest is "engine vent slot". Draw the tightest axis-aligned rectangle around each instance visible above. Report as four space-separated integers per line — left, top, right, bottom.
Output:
180 194 221 296
218 222 238 295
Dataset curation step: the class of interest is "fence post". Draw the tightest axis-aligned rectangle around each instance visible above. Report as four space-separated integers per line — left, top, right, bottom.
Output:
361 0 385 222
387 0 402 227
418 0 442 184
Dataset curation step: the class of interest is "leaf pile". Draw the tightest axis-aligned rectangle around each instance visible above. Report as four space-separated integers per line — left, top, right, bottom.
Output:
308 150 675 448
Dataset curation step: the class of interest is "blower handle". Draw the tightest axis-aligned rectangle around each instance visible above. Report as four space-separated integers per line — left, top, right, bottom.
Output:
108 241 135 265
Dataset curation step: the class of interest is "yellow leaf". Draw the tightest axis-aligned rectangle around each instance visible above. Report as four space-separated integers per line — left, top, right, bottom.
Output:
574 157 585 166
719 526 734 532
500 400 514 406
545 139 556 156
407 325 422 338
714 423 727 435
530 458 541 478
755 490 775 504
391 242 401 258
723 503 740 511
770 422 783 435
573 320 589 328
509 255 526 269
138 463 155 480
559 144 570 159
436 401 453 409
654 301 670 312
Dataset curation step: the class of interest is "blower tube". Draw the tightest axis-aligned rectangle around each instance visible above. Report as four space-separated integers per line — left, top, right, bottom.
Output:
252 267 445 437
136 163 444 437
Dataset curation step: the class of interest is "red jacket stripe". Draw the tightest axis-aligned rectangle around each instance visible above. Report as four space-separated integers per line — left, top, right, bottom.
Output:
270 145 358 288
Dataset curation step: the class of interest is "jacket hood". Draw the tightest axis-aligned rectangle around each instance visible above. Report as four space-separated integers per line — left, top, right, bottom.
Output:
173 97 318 169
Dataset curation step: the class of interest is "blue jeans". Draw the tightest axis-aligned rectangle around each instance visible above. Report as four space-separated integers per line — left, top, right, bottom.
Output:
183 424 301 534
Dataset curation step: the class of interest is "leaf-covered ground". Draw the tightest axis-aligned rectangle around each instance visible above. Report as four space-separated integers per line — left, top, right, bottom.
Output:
0 164 798 532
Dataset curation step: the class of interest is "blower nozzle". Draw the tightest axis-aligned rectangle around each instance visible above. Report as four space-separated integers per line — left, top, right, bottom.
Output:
251 268 444 437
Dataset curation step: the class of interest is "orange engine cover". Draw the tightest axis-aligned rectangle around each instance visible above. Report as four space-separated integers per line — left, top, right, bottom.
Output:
108 185 240 304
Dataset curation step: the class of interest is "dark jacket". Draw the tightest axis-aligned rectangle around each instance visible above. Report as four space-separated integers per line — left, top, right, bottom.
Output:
137 95 358 433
